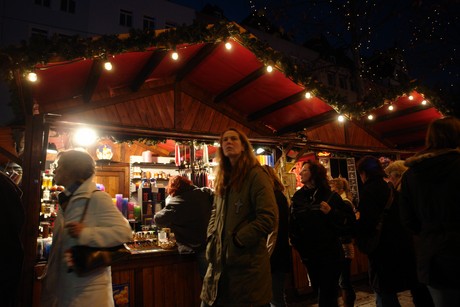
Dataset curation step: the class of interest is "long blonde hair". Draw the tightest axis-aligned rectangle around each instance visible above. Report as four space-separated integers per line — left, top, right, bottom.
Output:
214 128 260 196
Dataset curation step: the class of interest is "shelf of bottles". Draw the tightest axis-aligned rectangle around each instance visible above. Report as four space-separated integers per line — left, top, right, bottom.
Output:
38 170 64 261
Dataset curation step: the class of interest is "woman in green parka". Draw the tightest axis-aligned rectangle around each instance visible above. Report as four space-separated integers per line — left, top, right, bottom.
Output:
200 128 278 307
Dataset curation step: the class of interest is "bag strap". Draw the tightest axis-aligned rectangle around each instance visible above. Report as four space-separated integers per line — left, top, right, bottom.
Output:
78 190 99 223
375 187 395 231
384 186 394 210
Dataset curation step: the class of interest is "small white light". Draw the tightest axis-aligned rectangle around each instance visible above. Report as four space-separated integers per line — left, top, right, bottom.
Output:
408 95 414 100
421 100 427 105
367 114 374 120
305 92 312 99
104 61 113 71
171 52 179 60
266 65 273 73
27 72 38 82
388 105 394 111
74 128 98 147
338 115 345 122
225 42 232 50
256 148 264 154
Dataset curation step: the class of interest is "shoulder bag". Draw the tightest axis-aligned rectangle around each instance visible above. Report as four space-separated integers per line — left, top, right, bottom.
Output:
68 191 131 277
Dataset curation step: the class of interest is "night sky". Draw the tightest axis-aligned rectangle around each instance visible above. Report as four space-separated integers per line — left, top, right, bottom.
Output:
172 0 459 107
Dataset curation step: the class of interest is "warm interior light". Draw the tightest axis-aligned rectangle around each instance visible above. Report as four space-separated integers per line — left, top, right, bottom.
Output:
408 95 414 100
74 128 97 147
305 92 312 99
388 105 394 111
171 52 179 60
256 148 264 154
104 61 113 71
27 72 38 82
266 65 273 73
421 100 427 105
367 114 374 120
47 143 58 154
225 42 232 50
338 115 345 122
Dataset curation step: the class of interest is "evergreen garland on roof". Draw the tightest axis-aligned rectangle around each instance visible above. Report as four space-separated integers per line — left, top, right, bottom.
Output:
0 21 455 119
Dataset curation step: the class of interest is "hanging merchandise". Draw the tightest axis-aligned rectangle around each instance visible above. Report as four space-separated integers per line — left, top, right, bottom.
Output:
175 143 181 166
203 145 209 165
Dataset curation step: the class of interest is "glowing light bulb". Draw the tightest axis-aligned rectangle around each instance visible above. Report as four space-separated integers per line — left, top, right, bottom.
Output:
27 72 38 82
104 61 113 71
421 100 427 105
225 42 232 50
338 115 345 122
305 92 312 99
367 114 374 120
388 105 394 111
266 65 273 73
74 128 97 147
408 95 414 100
171 52 179 60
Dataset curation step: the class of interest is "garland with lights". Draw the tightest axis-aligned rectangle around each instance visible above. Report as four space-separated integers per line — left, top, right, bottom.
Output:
0 21 455 120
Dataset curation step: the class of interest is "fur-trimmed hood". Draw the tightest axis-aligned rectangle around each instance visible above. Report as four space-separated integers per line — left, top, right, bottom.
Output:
404 148 460 168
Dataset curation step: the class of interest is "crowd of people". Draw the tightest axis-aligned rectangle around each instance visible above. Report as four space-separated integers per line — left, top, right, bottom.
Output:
3 116 459 307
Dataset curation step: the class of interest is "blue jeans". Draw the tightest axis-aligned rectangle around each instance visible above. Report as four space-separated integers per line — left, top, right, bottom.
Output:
427 286 460 307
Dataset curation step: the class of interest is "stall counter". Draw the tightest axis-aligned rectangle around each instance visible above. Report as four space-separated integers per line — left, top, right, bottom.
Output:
33 249 202 307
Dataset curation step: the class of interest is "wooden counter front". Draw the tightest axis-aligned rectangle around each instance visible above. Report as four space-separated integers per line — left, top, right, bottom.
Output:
33 250 202 307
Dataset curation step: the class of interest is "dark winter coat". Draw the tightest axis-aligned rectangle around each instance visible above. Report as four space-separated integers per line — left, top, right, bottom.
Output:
0 172 24 305
356 176 418 293
200 165 278 306
289 187 351 261
154 185 213 253
270 190 291 273
400 149 460 289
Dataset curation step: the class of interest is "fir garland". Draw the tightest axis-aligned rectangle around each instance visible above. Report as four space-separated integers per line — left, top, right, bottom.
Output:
0 21 455 120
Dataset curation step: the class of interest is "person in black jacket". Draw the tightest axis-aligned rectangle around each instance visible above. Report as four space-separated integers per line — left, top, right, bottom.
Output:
264 165 291 307
154 175 213 278
356 156 421 307
289 160 355 307
400 116 460 307
0 168 24 307
330 177 357 307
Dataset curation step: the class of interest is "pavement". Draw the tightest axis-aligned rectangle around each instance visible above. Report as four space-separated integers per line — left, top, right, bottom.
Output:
288 280 416 307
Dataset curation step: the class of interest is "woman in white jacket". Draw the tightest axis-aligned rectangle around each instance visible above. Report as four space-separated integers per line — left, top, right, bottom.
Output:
40 149 132 307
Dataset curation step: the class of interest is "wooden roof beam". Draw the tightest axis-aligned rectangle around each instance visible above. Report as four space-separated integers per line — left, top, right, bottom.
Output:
276 110 338 135
372 104 432 123
381 124 427 138
83 59 103 102
175 43 220 82
46 80 174 115
247 91 305 121
213 66 266 103
130 50 168 92
0 146 21 164
180 80 274 136
352 119 396 148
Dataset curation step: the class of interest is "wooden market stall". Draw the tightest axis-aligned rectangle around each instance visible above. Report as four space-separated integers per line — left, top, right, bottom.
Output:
0 21 446 306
